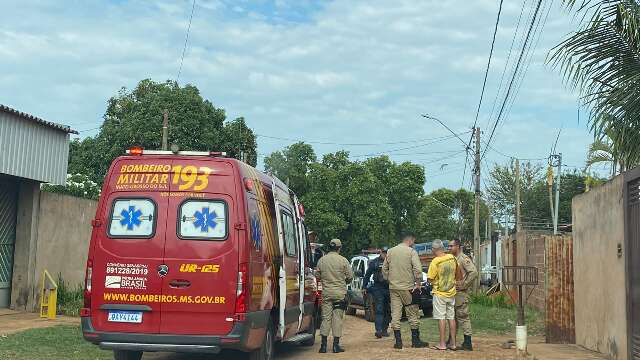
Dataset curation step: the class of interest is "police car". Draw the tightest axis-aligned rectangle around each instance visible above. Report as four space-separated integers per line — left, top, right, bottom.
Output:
345 252 432 322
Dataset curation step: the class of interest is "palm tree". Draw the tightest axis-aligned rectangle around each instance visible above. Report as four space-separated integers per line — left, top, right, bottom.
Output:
550 0 640 170
587 137 618 175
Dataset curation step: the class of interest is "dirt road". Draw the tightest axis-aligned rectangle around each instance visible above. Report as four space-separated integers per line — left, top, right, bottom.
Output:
145 315 516 360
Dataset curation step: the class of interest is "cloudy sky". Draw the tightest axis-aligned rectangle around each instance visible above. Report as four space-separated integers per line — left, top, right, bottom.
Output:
0 0 602 191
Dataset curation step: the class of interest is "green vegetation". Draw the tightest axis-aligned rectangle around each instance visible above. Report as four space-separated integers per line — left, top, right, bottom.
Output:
53 79 258 199
0 326 111 360
400 297 544 341
551 0 640 175
265 143 495 254
56 277 84 317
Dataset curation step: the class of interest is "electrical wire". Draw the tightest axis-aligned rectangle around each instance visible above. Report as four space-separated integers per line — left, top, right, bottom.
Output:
256 133 468 147
482 0 545 160
473 0 505 129
350 132 471 158
176 0 197 83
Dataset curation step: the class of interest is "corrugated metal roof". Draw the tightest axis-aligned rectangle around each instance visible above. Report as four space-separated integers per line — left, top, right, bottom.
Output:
0 110 70 184
0 104 78 134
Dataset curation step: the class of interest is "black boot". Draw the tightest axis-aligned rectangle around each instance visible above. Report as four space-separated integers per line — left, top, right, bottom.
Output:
462 335 473 351
411 329 429 348
381 329 390 337
332 337 345 353
393 330 403 349
319 336 327 353
375 331 382 339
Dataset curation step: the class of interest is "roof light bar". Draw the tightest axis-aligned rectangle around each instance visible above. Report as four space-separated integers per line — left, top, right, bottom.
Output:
125 147 227 157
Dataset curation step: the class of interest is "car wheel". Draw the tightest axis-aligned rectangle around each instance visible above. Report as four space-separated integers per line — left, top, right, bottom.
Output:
346 306 356 316
301 313 316 346
364 294 375 322
250 322 275 360
113 350 142 360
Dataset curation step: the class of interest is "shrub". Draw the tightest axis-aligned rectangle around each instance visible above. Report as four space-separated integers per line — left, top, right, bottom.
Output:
56 275 84 317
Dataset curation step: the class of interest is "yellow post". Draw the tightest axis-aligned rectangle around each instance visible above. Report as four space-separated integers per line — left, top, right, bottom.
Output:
40 270 58 320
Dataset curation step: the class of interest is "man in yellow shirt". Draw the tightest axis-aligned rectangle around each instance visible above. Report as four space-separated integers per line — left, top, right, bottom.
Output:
427 239 459 350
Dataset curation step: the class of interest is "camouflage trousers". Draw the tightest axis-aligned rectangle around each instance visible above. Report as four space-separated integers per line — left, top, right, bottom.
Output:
320 298 345 337
390 289 420 330
455 291 472 336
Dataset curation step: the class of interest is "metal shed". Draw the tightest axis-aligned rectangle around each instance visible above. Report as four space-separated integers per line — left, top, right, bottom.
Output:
0 104 76 308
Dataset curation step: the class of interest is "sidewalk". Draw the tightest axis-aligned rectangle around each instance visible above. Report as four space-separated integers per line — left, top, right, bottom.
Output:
527 342 607 360
0 309 78 336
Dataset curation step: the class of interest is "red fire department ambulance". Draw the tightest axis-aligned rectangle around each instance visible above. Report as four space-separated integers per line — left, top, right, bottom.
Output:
81 148 318 360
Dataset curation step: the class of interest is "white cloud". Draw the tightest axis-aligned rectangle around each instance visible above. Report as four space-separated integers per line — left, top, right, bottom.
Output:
0 0 596 191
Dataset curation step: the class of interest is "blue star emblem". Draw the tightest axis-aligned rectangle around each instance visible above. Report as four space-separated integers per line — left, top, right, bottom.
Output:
251 215 262 250
120 206 142 230
193 207 217 232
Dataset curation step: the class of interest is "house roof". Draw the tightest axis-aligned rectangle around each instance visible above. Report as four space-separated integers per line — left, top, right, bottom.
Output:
0 104 78 134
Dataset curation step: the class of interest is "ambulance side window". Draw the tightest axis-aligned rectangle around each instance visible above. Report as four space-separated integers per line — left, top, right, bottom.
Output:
178 199 228 240
108 198 156 238
281 211 298 257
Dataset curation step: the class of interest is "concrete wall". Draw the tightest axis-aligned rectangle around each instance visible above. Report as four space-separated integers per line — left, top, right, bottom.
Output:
34 192 96 291
10 180 41 311
573 175 626 359
10 191 97 311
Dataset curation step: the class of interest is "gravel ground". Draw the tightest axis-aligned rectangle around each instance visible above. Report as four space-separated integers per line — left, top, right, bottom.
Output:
145 314 516 360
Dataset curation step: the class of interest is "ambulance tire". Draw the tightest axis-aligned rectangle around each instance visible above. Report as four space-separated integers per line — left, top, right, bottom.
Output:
250 322 275 360
113 350 142 360
301 313 316 346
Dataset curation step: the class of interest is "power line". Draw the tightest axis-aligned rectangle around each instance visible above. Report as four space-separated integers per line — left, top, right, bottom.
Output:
351 132 471 158
176 0 197 83
485 0 529 131
473 0 505 129
482 0 545 159
422 114 470 148
256 133 466 147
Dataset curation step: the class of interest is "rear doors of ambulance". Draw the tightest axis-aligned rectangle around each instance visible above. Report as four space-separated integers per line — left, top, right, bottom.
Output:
92 157 239 336
90 160 171 334
160 159 238 335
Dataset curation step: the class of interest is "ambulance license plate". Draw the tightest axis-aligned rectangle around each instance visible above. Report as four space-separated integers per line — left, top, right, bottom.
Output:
107 311 142 323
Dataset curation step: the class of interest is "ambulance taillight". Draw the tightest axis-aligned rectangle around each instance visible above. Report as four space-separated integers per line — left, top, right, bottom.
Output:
81 260 93 317
235 263 249 315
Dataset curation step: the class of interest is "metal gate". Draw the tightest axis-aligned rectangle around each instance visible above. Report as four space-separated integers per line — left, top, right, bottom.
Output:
545 235 575 343
626 176 640 359
0 179 17 308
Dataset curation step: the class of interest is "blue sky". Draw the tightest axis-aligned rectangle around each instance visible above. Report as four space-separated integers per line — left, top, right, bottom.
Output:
0 0 605 191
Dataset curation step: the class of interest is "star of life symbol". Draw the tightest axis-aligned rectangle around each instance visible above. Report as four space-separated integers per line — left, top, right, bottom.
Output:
120 206 142 230
193 207 219 232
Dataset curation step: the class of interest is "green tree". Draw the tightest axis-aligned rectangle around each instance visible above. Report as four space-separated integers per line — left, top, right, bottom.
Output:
364 156 425 234
264 142 317 197
69 79 257 185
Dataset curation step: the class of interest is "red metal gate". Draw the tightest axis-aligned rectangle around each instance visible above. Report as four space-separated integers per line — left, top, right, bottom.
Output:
545 235 575 343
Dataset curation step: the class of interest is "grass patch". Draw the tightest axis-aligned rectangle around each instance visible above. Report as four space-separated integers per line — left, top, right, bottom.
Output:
0 325 111 360
400 299 544 342
56 276 84 317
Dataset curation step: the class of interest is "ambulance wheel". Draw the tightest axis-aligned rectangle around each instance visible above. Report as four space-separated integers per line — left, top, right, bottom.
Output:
301 313 316 346
113 350 142 360
250 323 275 360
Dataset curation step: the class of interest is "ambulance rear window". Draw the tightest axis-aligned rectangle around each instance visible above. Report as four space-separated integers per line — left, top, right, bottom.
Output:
108 198 156 238
179 200 228 240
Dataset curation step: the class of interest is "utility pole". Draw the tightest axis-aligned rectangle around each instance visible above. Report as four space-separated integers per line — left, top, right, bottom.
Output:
515 159 521 232
474 127 481 289
162 109 169 151
554 153 562 234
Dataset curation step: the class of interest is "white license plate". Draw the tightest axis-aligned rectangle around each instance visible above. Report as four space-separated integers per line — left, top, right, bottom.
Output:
107 311 143 323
